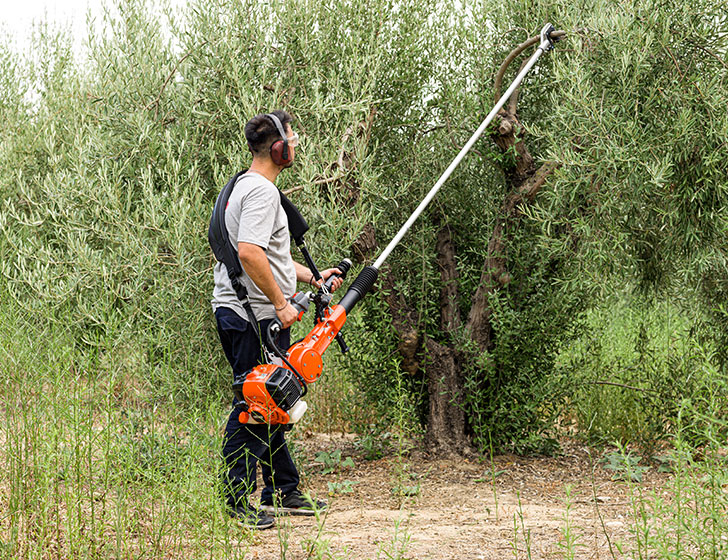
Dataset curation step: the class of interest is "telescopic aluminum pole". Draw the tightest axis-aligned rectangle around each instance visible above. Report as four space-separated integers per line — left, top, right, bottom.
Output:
373 23 560 269
337 24 562 314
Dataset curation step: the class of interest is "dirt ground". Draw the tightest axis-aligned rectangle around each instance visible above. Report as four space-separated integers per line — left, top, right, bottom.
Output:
244 433 667 559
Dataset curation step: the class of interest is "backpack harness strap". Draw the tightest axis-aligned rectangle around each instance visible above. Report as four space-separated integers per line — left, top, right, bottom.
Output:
209 170 306 341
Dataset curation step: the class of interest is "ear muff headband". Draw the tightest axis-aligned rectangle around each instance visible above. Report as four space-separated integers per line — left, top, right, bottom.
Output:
265 113 290 165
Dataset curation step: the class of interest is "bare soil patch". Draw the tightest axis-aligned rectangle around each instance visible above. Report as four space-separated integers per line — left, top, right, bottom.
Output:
246 434 668 559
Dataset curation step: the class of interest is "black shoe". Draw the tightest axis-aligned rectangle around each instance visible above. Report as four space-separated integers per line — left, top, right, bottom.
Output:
228 506 275 530
261 489 328 516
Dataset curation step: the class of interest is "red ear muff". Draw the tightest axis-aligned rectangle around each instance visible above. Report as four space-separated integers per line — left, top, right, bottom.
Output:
270 139 290 166
266 113 290 166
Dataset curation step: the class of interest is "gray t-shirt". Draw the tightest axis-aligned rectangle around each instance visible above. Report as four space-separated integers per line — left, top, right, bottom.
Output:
211 172 297 321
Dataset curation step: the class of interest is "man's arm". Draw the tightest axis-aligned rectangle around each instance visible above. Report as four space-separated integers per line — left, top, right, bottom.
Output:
294 261 344 291
294 261 315 286
238 242 298 328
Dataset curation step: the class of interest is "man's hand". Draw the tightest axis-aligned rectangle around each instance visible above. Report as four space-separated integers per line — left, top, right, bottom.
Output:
314 268 344 292
276 301 299 329
239 242 298 328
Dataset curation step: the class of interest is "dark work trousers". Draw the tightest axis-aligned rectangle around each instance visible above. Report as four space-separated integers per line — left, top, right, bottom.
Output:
215 306 300 508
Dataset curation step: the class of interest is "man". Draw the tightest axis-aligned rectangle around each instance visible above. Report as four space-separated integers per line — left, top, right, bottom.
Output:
211 110 342 530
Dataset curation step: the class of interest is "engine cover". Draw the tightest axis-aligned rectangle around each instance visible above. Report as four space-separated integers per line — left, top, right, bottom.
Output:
233 364 305 424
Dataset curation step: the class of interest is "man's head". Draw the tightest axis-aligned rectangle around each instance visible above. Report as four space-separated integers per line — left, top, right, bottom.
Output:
245 110 298 168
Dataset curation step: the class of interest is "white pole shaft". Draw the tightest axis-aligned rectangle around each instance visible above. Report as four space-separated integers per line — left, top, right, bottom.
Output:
372 40 550 270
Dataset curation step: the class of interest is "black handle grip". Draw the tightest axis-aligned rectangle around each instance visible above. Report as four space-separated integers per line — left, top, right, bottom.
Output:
323 258 352 291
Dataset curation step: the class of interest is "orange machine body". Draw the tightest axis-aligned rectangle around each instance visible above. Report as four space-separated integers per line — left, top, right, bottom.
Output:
237 304 348 424
287 304 347 382
238 363 292 424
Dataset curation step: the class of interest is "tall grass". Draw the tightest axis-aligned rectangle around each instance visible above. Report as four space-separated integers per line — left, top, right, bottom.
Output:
554 293 724 451
0 298 404 559
618 393 728 560
0 303 257 559
3 294 728 559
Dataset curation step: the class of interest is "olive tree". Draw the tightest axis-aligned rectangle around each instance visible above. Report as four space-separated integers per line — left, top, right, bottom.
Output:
355 0 727 453
1 0 725 455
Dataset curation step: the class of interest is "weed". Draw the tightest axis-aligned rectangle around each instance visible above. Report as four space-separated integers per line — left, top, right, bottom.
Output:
511 492 533 560
327 480 360 495
556 485 583 560
355 432 391 460
618 393 728 559
276 514 293 560
653 453 676 473
601 451 650 483
555 297 725 452
391 482 421 498
301 506 340 560
376 514 414 560
314 450 355 474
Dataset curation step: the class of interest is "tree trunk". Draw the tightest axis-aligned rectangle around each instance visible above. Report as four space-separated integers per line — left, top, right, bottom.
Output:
423 223 470 454
421 108 559 454
423 337 469 454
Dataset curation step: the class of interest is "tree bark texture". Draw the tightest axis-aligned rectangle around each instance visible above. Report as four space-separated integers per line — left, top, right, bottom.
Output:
421 223 470 454
423 337 469 455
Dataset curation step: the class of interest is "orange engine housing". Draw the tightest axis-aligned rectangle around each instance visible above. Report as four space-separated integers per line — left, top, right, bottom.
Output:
235 304 347 424
237 364 295 424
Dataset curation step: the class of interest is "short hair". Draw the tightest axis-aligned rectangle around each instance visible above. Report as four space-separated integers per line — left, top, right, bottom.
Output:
244 110 293 157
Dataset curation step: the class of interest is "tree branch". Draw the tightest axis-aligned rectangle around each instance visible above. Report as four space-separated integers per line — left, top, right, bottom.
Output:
517 161 561 204
508 56 530 115
465 160 560 350
493 35 539 108
337 125 355 170
493 30 567 112
589 380 657 394
663 43 705 100
282 184 305 196
284 110 376 197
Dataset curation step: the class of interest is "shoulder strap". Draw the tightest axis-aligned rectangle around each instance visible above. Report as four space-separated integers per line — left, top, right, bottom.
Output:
208 170 260 333
279 189 309 245
208 170 308 331
208 170 247 287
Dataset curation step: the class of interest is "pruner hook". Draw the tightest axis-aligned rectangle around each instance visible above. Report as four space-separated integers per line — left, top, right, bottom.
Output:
539 23 560 52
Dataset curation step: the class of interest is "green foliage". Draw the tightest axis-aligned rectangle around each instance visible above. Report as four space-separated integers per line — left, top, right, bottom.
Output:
314 450 355 474
0 2 727 555
355 432 392 460
449 0 728 451
601 452 650 483
391 480 421 499
459 222 589 453
0 0 437 412
619 397 728 559
535 0 728 312
343 306 427 434
0 303 257 559
375 517 413 560
556 485 584 559
1 0 726 463
556 294 727 450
